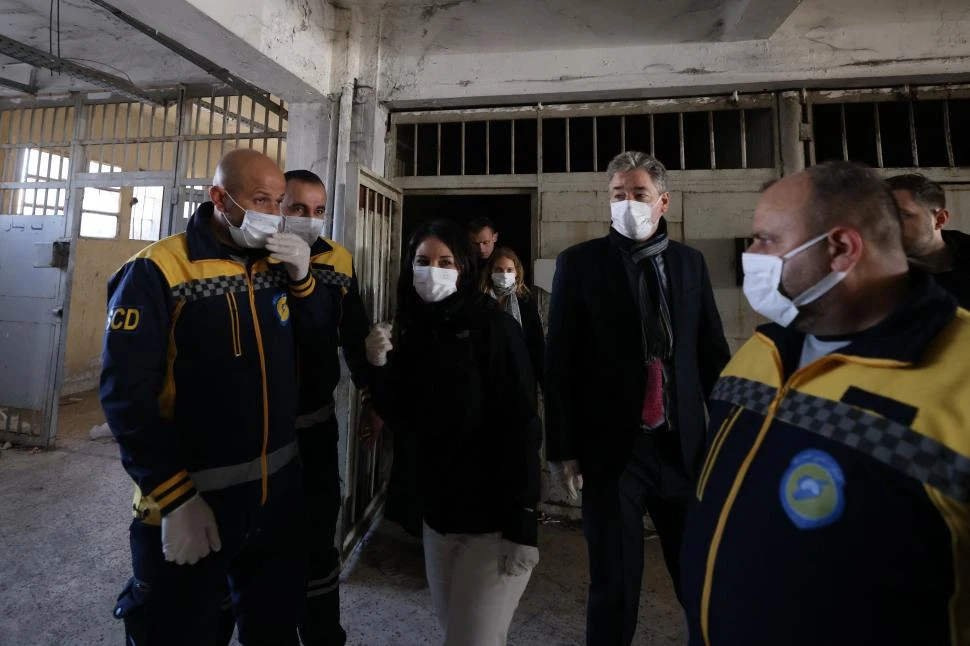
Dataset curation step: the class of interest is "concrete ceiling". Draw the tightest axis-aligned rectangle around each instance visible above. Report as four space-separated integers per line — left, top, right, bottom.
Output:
373 0 805 54
0 0 220 98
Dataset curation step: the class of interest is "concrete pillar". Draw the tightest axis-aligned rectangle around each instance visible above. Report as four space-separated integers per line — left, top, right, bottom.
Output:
778 92 805 176
350 82 378 171
285 101 336 177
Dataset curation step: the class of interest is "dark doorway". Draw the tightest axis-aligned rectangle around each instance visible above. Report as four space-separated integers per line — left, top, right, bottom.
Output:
401 193 534 282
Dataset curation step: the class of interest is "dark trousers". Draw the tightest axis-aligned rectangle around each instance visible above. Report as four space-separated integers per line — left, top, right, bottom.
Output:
296 416 347 646
115 465 307 646
581 431 693 646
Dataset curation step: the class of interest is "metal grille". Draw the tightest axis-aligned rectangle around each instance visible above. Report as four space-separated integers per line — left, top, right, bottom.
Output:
806 85 970 169
0 91 287 238
392 94 777 178
341 166 402 556
0 90 286 447
0 105 74 215
355 184 396 323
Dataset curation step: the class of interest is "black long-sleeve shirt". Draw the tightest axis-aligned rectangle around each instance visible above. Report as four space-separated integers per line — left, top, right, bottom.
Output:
371 292 541 547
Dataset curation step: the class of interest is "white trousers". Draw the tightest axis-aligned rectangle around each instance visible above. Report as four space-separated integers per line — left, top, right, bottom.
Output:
423 523 534 646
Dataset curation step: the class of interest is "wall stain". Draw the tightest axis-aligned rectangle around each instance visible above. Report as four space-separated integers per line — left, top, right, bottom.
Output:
420 1 466 21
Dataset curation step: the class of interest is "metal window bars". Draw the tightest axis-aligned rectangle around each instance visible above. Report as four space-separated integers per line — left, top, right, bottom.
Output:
1 90 287 239
391 93 778 178
804 85 970 169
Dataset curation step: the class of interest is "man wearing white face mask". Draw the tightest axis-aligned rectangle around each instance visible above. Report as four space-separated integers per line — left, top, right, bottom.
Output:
277 169 380 646
545 151 730 645
681 162 970 646
103 149 329 644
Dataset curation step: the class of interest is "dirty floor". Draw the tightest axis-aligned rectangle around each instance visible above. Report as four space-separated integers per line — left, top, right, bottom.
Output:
0 391 684 645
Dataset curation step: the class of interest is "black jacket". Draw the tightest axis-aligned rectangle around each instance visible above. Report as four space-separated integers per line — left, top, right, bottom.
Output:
101 203 327 524
545 232 731 482
682 273 968 645
372 292 541 546
935 229 970 309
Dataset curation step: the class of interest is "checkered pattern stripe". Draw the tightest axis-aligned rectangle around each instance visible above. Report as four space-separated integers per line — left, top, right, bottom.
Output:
311 268 352 289
171 275 249 303
776 390 970 503
252 269 289 292
711 376 777 416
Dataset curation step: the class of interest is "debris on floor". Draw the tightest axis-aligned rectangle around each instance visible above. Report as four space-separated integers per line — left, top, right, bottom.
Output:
89 423 113 441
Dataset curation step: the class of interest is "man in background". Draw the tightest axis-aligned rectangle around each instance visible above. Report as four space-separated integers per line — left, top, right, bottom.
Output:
887 173 970 307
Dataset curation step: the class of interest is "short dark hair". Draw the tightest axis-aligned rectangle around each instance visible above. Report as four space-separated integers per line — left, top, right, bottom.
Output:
397 219 475 324
886 173 946 211
284 169 325 187
805 161 902 251
468 216 496 235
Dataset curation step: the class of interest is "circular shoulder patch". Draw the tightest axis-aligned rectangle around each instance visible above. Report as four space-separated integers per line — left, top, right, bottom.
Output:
779 449 845 530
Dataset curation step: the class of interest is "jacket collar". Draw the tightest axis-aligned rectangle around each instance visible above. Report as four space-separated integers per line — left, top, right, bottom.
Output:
757 270 957 368
942 229 970 271
310 237 334 256
187 202 269 263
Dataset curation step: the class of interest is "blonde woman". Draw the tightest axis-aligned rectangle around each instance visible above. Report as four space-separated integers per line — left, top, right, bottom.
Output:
481 247 544 392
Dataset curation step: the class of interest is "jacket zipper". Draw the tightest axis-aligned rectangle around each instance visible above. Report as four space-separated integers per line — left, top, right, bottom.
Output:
696 405 743 501
235 260 272 506
226 293 243 357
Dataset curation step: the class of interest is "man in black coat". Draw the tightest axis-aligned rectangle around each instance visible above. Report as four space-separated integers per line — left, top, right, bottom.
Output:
888 173 970 308
545 151 731 646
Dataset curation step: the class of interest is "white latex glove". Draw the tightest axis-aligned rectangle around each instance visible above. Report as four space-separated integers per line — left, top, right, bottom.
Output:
266 232 311 282
554 460 584 500
365 323 393 367
161 494 221 565
500 539 540 577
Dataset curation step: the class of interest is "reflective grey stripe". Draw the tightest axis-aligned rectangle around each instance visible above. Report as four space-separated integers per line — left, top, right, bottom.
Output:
711 375 777 416
775 389 970 503
190 440 300 492
295 401 335 430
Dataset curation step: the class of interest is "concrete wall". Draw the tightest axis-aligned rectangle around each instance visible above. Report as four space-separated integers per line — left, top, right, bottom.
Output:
378 0 970 108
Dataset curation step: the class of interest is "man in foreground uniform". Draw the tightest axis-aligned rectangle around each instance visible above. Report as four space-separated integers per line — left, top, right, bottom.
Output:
682 161 970 645
102 149 324 644
281 169 379 645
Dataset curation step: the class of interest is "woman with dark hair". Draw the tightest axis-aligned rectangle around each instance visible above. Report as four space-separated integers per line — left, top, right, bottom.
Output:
366 219 541 646
480 247 545 393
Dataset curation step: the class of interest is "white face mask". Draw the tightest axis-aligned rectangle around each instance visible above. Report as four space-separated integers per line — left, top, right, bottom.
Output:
610 198 661 241
413 265 459 303
221 193 282 248
742 233 848 328
491 271 516 291
284 216 325 245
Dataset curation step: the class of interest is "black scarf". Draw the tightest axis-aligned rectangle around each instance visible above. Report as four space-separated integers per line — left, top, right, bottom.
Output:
609 222 674 362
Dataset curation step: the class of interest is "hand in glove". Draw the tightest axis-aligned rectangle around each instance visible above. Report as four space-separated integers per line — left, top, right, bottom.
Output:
161 494 221 566
365 323 393 367
554 460 584 500
266 232 311 282
499 539 540 577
